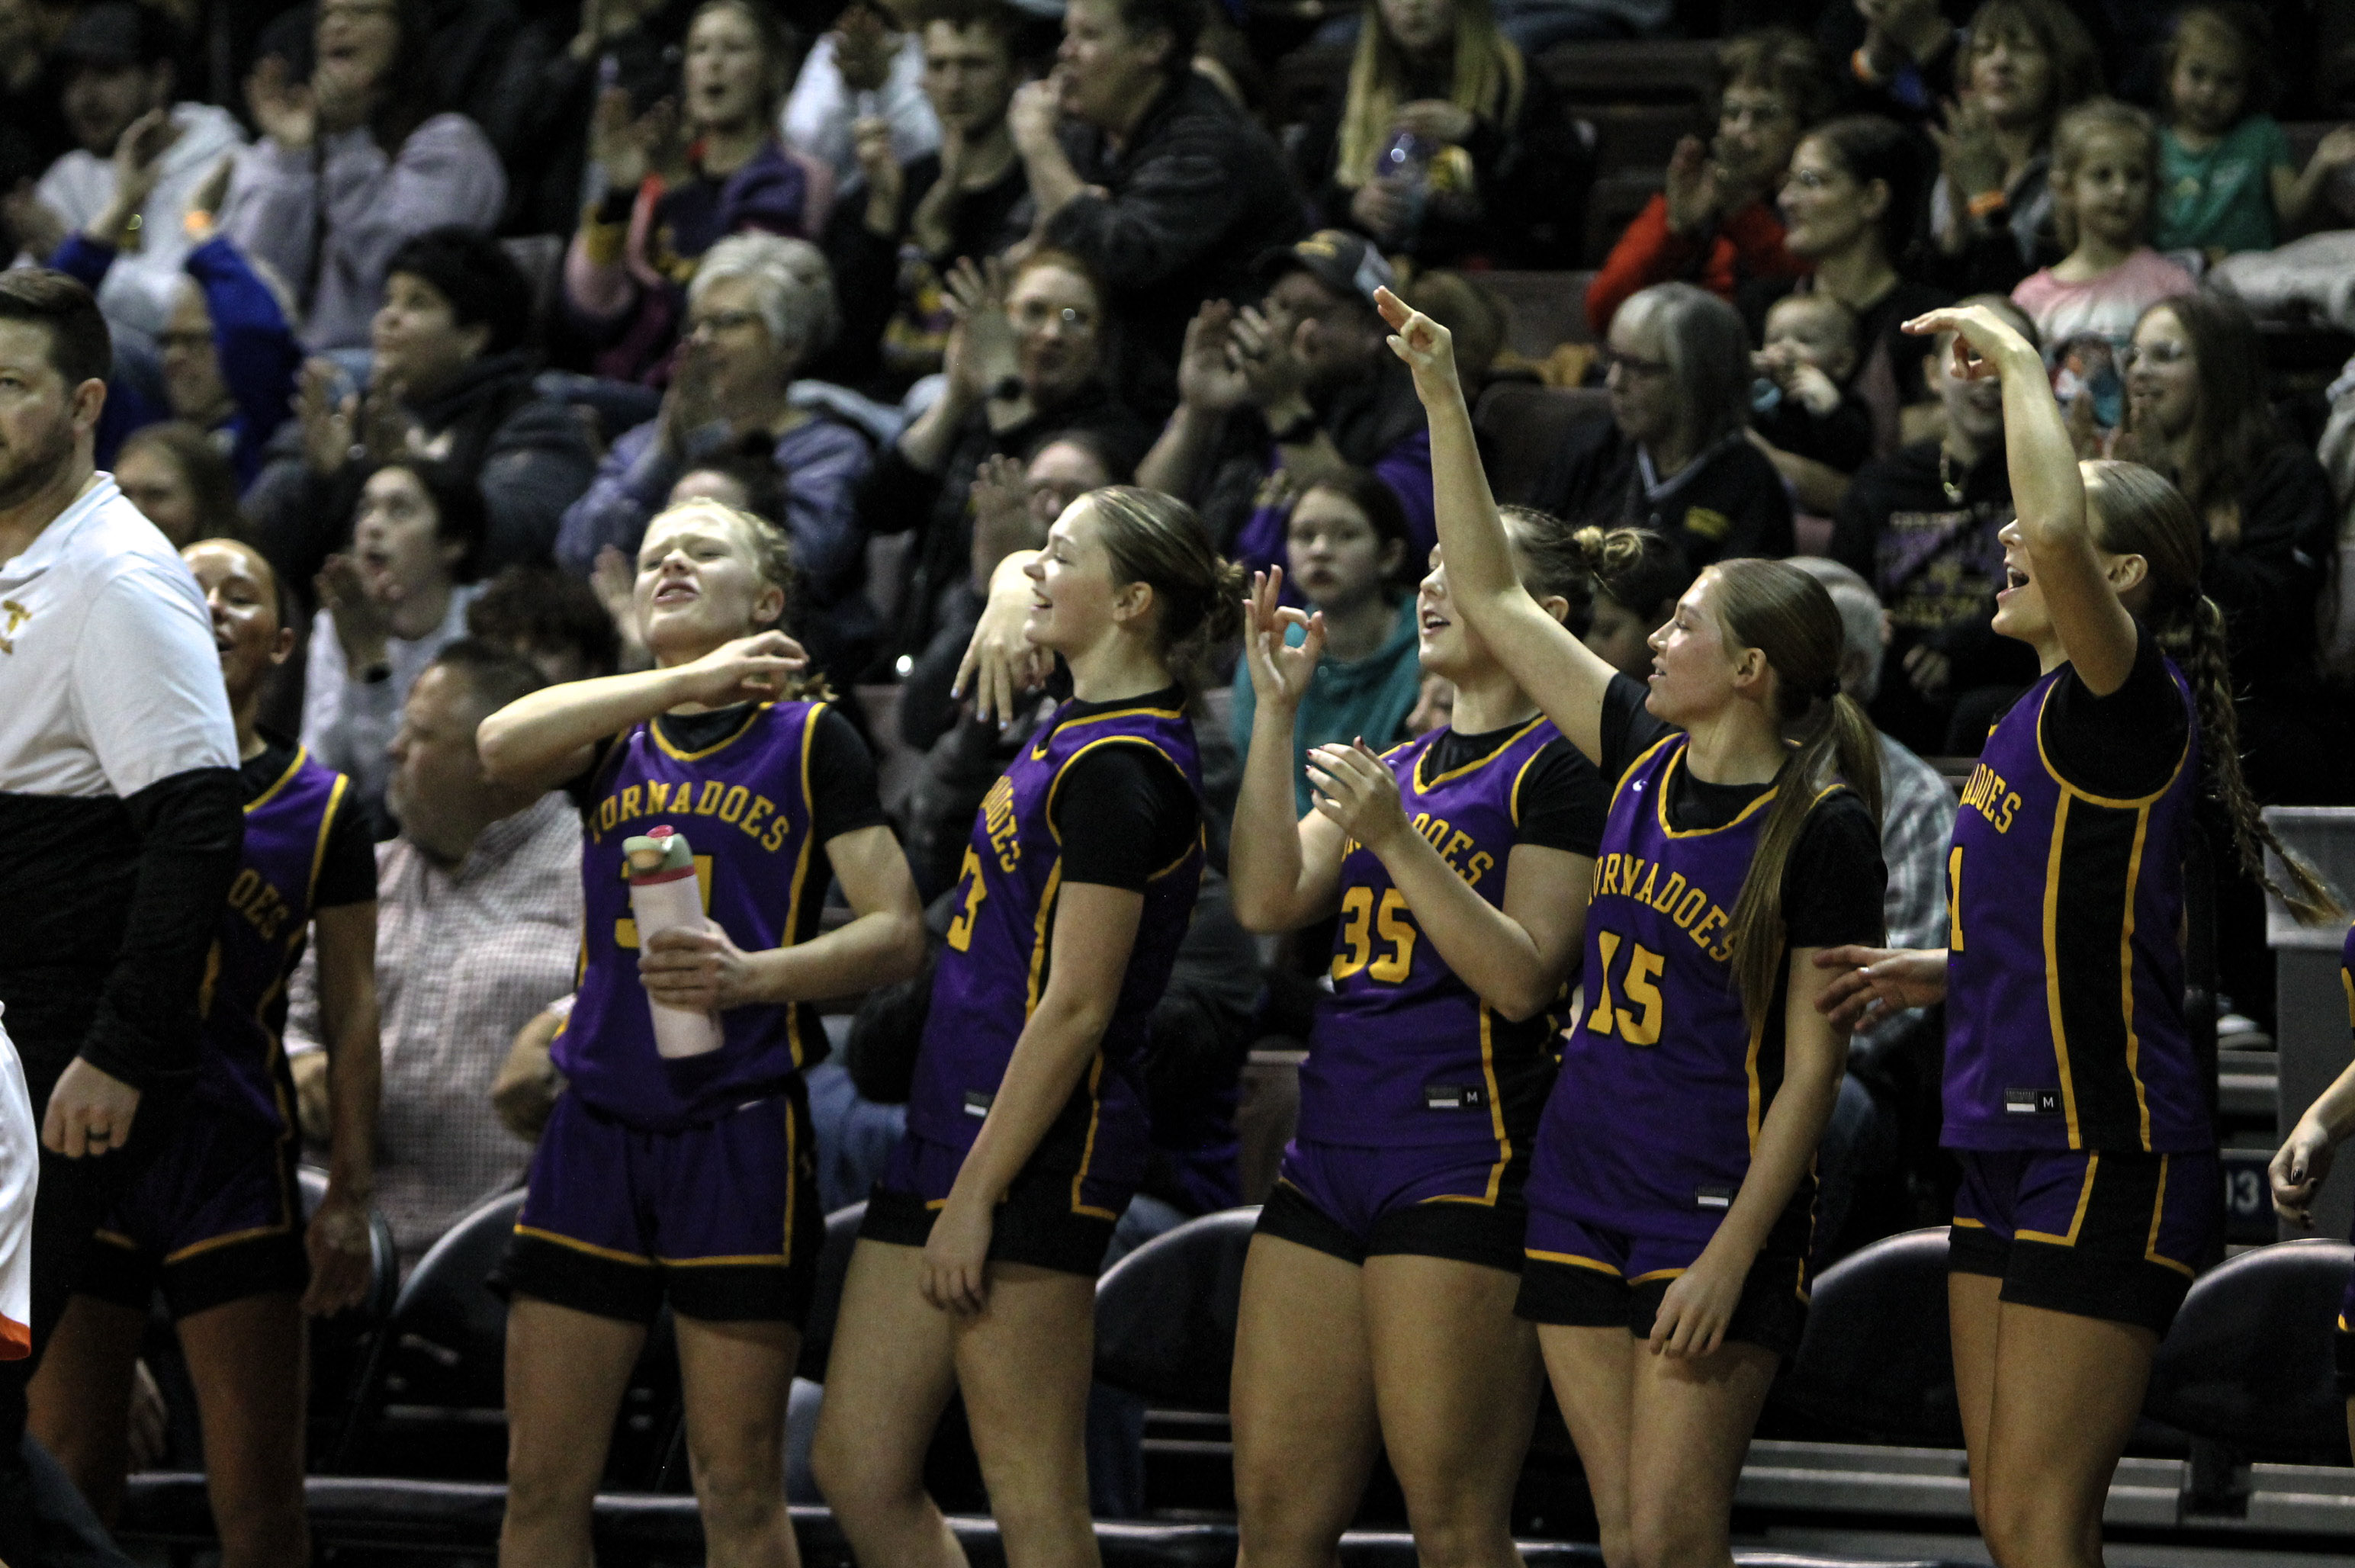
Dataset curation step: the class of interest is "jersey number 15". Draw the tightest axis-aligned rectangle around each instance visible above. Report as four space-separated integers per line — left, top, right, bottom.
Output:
1585 930 1665 1046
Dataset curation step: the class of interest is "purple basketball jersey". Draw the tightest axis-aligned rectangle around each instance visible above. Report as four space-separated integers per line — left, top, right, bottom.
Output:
1299 718 1566 1163
907 698 1205 1188
559 702 833 1129
198 748 354 1130
1942 659 2204 1152
1529 736 1842 1245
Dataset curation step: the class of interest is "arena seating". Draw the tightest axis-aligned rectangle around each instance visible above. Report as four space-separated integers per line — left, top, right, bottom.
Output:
2145 1237 2355 1467
1479 271 1599 361
1095 1207 1258 1411
1768 1229 1961 1448
1471 384 1610 506
795 1200 868 1383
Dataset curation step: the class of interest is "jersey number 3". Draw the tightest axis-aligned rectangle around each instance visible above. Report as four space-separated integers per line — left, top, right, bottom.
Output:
1332 887 1417 984
1586 930 1665 1046
946 847 988 953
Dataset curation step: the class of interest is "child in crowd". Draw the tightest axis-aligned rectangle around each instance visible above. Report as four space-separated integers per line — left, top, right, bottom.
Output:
1751 293 1876 476
2012 100 2196 432
1577 526 1694 682
2153 3 2355 260
1229 470 1425 818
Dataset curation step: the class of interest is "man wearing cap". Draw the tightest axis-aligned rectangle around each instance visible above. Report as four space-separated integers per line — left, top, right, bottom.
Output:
1137 228 1435 578
9 3 246 344
1010 0 1298 410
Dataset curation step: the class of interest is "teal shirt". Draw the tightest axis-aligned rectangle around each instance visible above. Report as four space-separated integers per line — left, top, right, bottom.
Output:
2155 115 2292 255
1232 599 1424 818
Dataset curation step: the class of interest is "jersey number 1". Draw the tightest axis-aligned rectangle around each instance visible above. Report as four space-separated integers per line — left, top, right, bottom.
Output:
946 847 988 953
1586 930 1665 1046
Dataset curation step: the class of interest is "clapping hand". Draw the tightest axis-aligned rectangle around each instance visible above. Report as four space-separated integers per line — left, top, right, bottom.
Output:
1662 134 1726 236
591 85 676 196
969 453 1045 586
941 255 1018 406
1008 79 1062 159
1230 304 1311 411
1305 738 1410 855
1929 98 2006 217
246 54 316 149
1174 300 1251 415
2 180 69 262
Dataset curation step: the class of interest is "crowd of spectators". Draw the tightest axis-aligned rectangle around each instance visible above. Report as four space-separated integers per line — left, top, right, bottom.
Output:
5 0 2355 1531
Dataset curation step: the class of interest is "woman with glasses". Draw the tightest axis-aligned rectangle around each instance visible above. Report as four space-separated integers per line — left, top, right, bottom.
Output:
1741 115 1955 508
859 247 1155 668
1531 281 1794 568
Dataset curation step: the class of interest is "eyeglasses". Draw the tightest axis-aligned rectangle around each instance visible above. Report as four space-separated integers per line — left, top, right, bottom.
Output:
1784 166 1846 191
2119 341 2190 370
688 310 766 338
156 330 214 354
1014 302 1096 332
1602 349 1672 378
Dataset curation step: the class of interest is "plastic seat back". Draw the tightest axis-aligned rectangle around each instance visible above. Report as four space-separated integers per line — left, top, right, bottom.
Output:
1770 1228 1962 1446
797 1201 867 1382
1094 1208 1258 1409
2145 1238 2354 1464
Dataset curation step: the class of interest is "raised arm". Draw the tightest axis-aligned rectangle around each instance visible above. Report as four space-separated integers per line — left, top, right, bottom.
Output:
1228 568 1349 933
1373 288 1622 765
1901 304 2135 692
475 632 806 792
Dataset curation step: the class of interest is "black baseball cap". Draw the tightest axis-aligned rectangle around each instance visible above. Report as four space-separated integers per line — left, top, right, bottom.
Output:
1256 229 1397 309
55 3 178 70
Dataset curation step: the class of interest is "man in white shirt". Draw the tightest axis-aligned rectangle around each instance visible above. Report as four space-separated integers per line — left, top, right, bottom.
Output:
0 268 243 1557
14 4 247 342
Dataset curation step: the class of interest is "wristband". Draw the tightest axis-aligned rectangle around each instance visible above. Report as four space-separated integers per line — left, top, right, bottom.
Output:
1966 189 2009 220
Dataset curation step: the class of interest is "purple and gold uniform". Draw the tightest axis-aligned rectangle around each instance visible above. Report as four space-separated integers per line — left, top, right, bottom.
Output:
864 690 1204 1277
1259 717 1603 1272
1518 676 1884 1354
84 742 369 1318
503 700 883 1324
2333 921 2354 1396
1942 630 2218 1333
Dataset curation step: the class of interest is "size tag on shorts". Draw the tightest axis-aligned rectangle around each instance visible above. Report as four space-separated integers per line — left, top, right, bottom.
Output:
1425 1083 1489 1111
1695 1185 1734 1210
2004 1087 2061 1117
962 1091 993 1118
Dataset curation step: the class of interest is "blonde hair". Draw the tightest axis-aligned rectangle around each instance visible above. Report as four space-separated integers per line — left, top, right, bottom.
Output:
1334 0 1525 190
642 498 832 699
2050 98 2159 252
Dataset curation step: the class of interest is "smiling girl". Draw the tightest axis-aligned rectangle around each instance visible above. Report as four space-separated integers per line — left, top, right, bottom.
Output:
475 497 926 1568
1223 505 1605 1568
1817 301 2337 1568
811 487 1236 1568
1382 283 1885 1568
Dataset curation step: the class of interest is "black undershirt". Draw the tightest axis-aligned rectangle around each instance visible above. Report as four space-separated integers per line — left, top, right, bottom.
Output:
1424 723 1611 859
1598 674 1885 947
252 734 377 909
2035 621 2190 802
1052 686 1200 892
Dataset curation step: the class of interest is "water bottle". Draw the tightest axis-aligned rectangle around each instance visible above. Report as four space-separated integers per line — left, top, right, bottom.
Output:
1380 129 1433 238
624 825 724 1059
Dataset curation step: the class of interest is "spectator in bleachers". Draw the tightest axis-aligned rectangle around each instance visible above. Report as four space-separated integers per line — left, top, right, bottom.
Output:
219 0 507 353
784 0 942 188
249 227 596 588
482 0 693 239
1786 554 1952 1258
1748 293 1876 482
1531 281 1794 564
285 641 581 1271
1923 0 2100 298
1823 0 1959 130
8 5 246 344
1017 0 1302 409
2009 99 2193 437
1576 522 1689 680
564 0 826 389
2113 293 2346 807
1294 0 1584 269
898 432 1128 899
302 460 488 834
466 564 624 686
557 233 881 681
1583 27 1833 338
1140 232 1434 575
1228 471 1424 818
863 248 1153 667
1743 114 1951 486
824 0 1033 397
112 421 242 548
2152 4 2355 262
52 204 304 493
1829 292 2040 756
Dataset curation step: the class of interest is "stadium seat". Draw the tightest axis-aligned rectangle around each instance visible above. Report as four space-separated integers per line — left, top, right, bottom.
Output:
296 1166 400 1470
795 1201 868 1383
1480 272 1598 360
2145 1238 2355 1467
1095 1207 1259 1410
1470 384 1609 507
1270 41 1352 143
1534 38 1720 109
1769 1228 1962 1447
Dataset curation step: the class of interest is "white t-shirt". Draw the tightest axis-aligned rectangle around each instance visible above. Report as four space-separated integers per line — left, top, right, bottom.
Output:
0 474 238 798
0 1011 34 1360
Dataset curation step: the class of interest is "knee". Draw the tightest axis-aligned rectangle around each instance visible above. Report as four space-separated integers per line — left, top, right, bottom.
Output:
1396 1475 1512 1568
1978 1480 2072 1568
210 1491 307 1566
691 1443 785 1540
809 1421 907 1521
1627 1502 1715 1568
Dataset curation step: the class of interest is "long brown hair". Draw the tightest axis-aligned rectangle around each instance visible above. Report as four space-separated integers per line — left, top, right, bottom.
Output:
1088 486 1247 689
1708 560 1884 1030
2082 461 2341 922
1334 0 1524 189
2115 294 2278 545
